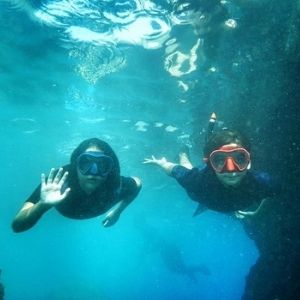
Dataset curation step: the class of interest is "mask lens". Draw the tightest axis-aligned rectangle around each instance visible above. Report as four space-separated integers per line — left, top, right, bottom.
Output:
210 152 227 172
78 155 93 174
96 156 113 175
231 150 249 169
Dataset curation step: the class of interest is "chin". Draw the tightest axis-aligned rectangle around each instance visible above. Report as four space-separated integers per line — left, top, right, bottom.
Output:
87 181 100 188
216 172 245 187
82 179 99 189
224 179 242 186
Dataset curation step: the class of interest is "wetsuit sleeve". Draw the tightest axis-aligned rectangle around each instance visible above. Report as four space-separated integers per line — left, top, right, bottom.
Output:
171 165 191 179
118 176 140 200
25 184 41 204
171 165 199 189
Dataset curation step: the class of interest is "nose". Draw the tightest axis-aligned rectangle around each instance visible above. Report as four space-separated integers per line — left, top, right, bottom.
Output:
89 163 98 175
224 157 237 172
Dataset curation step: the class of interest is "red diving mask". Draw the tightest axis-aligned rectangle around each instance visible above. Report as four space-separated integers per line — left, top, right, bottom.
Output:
208 145 250 173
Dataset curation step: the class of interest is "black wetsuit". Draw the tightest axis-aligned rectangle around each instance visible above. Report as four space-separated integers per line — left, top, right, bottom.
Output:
171 165 275 213
25 165 139 219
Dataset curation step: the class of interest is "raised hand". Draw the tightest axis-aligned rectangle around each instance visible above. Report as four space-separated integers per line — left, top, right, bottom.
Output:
143 155 167 166
143 155 176 175
40 168 71 206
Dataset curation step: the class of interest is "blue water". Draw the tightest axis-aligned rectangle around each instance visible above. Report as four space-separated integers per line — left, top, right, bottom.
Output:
3 0 293 299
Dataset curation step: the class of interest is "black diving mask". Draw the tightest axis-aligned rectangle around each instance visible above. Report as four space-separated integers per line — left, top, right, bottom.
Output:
76 151 114 177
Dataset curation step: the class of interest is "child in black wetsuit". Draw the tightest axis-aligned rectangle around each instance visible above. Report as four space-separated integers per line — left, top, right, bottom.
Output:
12 138 141 232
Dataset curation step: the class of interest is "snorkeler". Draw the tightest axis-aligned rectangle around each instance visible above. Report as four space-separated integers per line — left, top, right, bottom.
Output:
12 138 141 232
144 114 276 218
137 218 211 283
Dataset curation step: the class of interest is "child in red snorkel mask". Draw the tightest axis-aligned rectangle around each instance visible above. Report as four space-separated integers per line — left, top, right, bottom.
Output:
201 129 251 192
144 116 276 218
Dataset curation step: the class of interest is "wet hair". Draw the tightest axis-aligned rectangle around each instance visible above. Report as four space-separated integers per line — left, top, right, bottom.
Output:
70 138 121 191
203 129 251 159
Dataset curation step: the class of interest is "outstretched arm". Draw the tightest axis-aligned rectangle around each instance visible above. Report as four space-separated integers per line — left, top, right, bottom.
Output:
143 156 178 175
102 177 142 227
12 168 71 233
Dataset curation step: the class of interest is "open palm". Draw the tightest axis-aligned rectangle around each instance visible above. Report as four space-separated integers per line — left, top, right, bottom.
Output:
40 168 71 206
143 155 167 166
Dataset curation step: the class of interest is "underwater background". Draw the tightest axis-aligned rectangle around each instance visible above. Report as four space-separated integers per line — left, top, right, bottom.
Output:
0 0 299 299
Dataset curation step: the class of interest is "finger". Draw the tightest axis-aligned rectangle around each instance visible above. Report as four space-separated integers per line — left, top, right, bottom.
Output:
47 168 55 183
102 219 109 227
58 171 69 185
41 173 46 188
54 168 64 183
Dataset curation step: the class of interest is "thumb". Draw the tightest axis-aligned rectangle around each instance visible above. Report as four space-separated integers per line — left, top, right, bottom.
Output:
61 187 71 199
